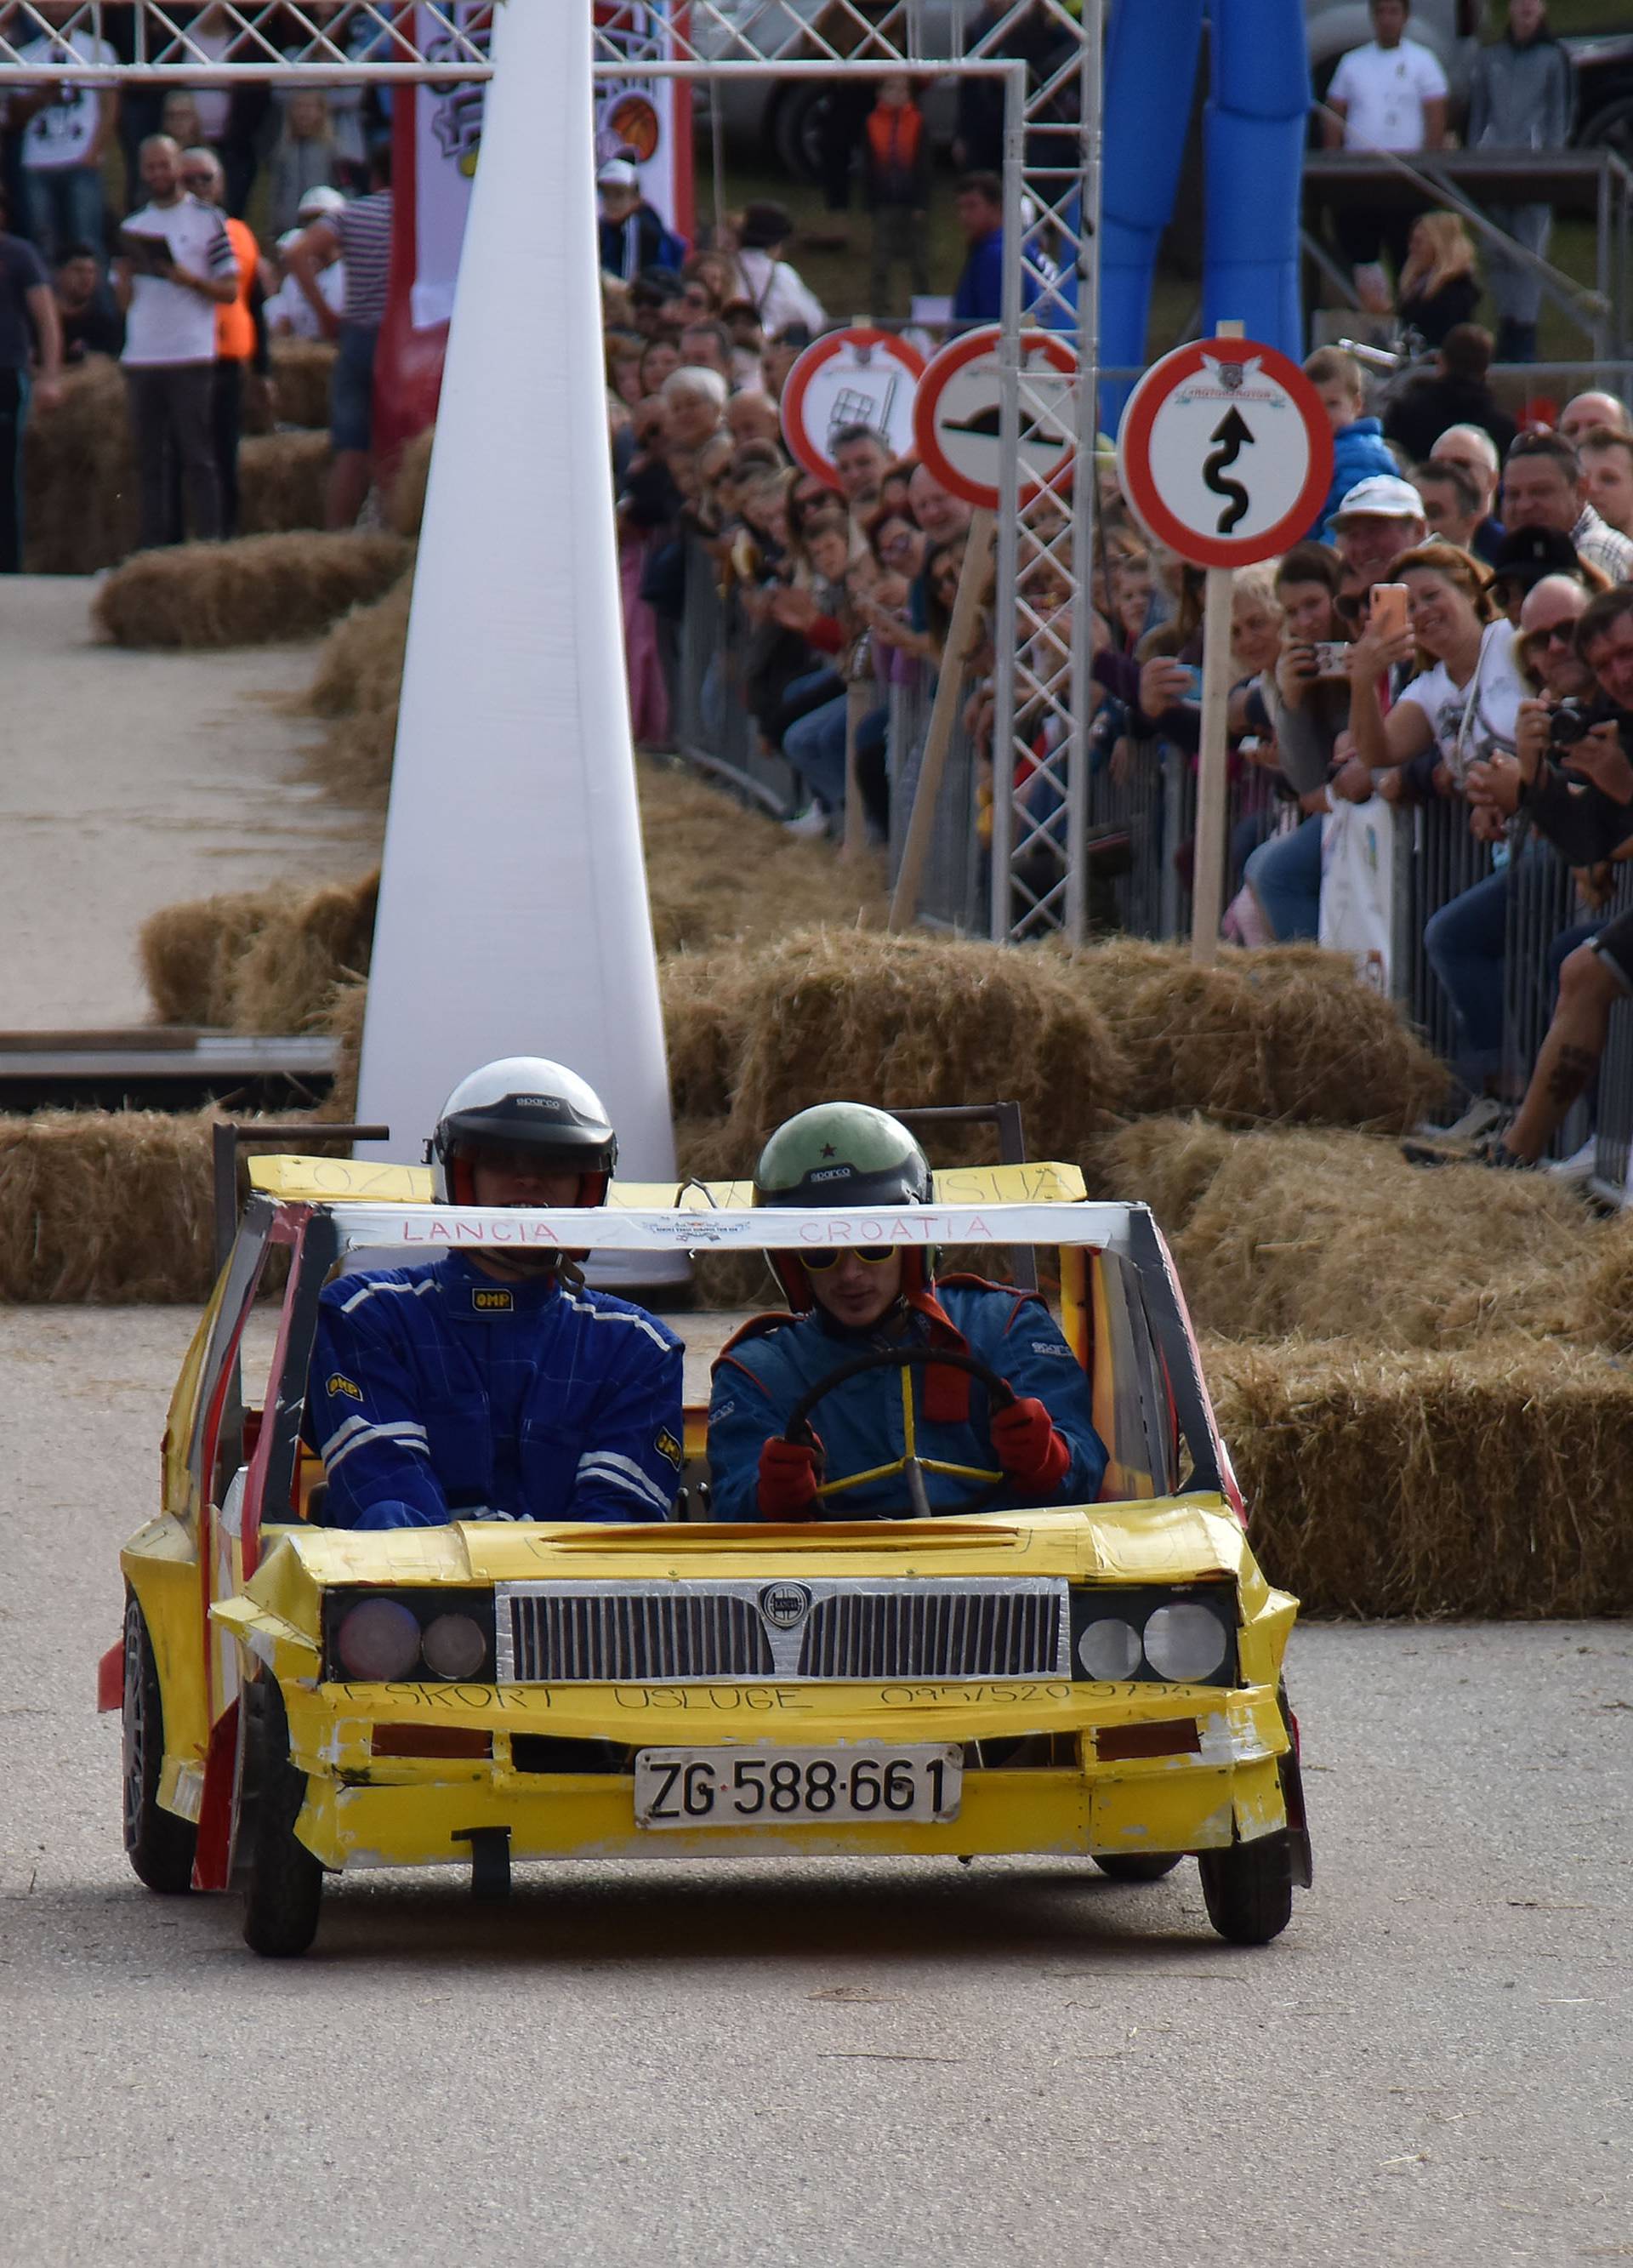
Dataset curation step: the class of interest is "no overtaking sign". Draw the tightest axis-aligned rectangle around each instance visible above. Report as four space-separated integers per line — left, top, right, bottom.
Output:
1117 338 1333 569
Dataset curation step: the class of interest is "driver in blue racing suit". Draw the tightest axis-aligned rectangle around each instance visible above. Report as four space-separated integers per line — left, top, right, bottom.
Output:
708 1103 1107 1522
307 1057 684 1529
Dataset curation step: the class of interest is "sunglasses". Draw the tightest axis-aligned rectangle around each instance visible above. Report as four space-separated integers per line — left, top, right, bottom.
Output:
799 1246 897 1273
1529 622 1579 649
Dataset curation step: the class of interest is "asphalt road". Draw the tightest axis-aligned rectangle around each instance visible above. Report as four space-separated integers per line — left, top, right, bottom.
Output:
2 1308 1629 2268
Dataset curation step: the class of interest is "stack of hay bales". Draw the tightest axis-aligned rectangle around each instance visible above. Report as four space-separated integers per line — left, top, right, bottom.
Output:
269 338 336 433
93 532 411 649
303 571 414 800
0 1111 218 1302
139 873 378 1032
21 357 137 572
1207 1337 1633 1618
239 432 332 535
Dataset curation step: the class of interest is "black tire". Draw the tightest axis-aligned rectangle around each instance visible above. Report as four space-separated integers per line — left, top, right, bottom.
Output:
771 84 832 182
1198 1834 1294 1946
1579 94 1633 166
1094 1852 1183 1883
121 1593 197 1894
239 1678 325 1959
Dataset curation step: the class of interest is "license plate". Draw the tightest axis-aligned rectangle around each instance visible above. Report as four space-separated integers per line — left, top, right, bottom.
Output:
633 1744 962 1830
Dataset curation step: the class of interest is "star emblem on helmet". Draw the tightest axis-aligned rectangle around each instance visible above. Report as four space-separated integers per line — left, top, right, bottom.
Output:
821 1143 837 1158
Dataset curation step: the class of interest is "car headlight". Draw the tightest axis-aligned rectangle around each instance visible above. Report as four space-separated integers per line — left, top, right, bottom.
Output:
322 1587 498 1683
1078 1617 1144 1680
1070 1585 1238 1685
335 1597 422 1681
1142 1601 1229 1682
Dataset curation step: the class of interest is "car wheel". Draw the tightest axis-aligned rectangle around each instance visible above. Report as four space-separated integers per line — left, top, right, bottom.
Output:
239 1678 325 1959
1094 1852 1183 1883
772 83 832 184
122 1593 197 1894
1579 94 1633 166
1198 1833 1294 1946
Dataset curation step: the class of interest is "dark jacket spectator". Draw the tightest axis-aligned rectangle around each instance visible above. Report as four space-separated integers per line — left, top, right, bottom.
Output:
53 241 124 362
596 160 682 282
1394 210 1481 348
1383 325 1518 465
1466 1 1574 361
951 173 1004 325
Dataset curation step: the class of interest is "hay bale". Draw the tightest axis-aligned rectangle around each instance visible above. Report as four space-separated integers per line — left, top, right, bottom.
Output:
239 430 331 533
1206 1335 1633 1617
270 338 336 431
229 874 378 1034
304 567 414 801
94 531 411 650
727 930 1131 1162
0 1110 217 1302
142 874 378 1034
640 760 883 954
1582 1216 1633 1353
390 427 435 539
1073 941 1444 1133
661 951 754 1120
1116 1120 1594 1350
316 978 368 1122
139 886 292 1027
22 356 138 573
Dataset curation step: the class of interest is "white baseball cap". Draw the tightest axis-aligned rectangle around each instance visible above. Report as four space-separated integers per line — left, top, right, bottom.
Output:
598 158 639 189
1332 474 1427 524
296 184 346 219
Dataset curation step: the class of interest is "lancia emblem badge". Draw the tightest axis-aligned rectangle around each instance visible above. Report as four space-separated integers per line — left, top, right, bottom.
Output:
760 1581 811 1631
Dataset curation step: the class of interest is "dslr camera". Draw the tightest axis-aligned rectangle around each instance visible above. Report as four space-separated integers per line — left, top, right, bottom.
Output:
1549 697 1633 750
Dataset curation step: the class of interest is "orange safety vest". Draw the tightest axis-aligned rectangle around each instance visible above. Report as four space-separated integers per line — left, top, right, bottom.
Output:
217 216 258 362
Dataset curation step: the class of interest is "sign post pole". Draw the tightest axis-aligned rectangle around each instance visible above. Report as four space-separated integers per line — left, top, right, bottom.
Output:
1115 324 1334 966
1192 563 1236 964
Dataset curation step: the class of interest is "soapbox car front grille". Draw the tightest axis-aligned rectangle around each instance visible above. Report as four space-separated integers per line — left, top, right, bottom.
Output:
495 1578 1071 1685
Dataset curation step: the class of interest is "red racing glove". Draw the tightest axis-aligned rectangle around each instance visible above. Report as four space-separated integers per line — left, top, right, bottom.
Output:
989 1397 1072 1493
757 1434 823 1519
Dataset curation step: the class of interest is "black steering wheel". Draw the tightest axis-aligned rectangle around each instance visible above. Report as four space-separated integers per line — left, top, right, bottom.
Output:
782 1344 1018 1520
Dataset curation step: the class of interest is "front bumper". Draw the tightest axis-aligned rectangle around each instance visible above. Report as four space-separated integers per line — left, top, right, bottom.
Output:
282 1677 1293 1872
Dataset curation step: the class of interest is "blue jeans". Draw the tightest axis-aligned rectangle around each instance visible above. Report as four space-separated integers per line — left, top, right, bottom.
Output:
1424 866 1511 1089
784 693 851 812
21 164 105 263
1244 812 1322 940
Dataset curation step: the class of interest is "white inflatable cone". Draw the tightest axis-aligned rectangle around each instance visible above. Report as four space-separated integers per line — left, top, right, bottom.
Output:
356 0 685 1291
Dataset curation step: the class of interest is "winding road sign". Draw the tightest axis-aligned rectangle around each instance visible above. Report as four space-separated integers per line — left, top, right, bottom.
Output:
1116 338 1333 569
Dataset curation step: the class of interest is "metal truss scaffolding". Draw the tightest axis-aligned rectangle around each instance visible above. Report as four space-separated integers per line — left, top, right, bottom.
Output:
3 1 1102 943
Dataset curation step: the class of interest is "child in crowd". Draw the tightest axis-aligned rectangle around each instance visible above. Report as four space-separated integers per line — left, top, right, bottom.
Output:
1304 345 1400 543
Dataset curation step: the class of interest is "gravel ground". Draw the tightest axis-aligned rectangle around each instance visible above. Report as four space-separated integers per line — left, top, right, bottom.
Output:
0 577 377 1030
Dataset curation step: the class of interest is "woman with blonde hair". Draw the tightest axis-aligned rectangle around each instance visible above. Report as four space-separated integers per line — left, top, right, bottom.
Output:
1397 210 1481 346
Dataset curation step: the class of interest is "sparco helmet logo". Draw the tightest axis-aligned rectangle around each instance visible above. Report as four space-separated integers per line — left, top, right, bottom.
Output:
810 1165 851 1182
515 1096 566 1112
759 1581 811 1631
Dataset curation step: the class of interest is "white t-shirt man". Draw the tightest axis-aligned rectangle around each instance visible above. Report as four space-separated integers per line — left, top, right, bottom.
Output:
119 197 236 368
1397 619 1524 786
1329 37 1448 152
12 34 118 170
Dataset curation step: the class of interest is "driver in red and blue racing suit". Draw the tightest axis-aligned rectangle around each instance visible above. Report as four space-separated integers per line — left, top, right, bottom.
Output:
708 1103 1106 1523
307 1057 684 1530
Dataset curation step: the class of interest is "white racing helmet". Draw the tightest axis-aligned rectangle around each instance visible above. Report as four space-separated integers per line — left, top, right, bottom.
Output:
428 1057 618 1205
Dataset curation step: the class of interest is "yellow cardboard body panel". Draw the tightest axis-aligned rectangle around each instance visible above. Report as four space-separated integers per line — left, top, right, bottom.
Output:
248 1156 1087 1211
293 1758 1279 1873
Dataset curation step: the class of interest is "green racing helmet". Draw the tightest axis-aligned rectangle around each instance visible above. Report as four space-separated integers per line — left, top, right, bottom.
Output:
754 1103 933 1309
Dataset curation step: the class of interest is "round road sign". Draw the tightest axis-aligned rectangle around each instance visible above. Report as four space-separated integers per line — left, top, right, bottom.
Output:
779 328 926 490
913 325 1076 510
1117 338 1333 569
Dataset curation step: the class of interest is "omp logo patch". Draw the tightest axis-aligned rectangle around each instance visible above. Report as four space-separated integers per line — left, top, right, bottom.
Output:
654 1427 683 1471
1030 1341 1073 1357
327 1373 364 1401
472 1288 515 1312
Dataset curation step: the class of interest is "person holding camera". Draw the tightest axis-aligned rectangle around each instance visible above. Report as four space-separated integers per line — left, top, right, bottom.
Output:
1442 585 1633 1169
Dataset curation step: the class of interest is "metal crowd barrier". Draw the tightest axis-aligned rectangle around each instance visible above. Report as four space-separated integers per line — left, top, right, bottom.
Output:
658 551 1633 1194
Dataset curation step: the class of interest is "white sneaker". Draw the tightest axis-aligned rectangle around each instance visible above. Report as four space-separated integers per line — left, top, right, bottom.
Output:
783 802 830 839
1411 1093 1508 1143
1545 1137 1600 1184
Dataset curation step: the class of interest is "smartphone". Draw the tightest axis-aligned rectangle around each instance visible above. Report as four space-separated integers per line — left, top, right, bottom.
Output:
1176 663 1203 700
1311 639 1350 676
1369 583 1409 641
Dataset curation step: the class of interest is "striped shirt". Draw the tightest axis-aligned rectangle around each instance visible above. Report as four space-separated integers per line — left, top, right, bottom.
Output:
326 190 393 326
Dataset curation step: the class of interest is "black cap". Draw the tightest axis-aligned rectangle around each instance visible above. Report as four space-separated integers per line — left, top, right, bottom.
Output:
1490 524 1581 592
740 200 794 251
